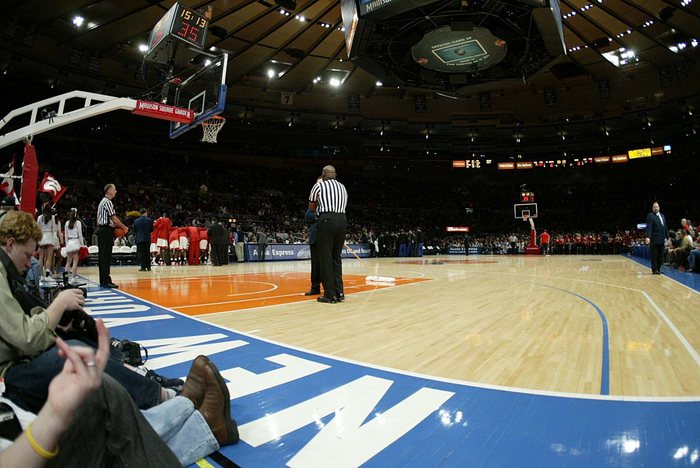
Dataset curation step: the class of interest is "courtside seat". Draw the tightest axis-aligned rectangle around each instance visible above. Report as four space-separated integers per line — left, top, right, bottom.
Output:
116 245 136 264
87 245 99 264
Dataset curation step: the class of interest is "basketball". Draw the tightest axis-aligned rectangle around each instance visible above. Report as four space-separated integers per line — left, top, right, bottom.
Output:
114 227 127 238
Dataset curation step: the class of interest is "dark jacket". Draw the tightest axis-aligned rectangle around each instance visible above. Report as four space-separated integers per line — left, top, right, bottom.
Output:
207 223 229 245
305 208 319 245
132 215 153 244
646 212 669 245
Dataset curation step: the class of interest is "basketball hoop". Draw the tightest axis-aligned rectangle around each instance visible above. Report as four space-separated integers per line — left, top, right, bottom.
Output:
201 115 225 143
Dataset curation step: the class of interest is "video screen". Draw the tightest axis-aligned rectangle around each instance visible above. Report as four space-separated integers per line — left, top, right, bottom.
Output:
431 40 486 64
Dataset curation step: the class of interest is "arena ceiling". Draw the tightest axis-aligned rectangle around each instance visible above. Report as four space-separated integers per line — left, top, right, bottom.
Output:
1 0 699 160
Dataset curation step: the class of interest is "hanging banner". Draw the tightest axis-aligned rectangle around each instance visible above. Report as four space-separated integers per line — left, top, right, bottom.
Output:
20 143 38 214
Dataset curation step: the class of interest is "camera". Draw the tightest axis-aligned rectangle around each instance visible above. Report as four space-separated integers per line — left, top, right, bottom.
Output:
33 273 94 342
39 271 87 305
111 339 149 366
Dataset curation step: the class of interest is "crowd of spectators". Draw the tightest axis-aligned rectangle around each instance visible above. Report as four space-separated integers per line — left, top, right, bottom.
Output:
20 134 699 274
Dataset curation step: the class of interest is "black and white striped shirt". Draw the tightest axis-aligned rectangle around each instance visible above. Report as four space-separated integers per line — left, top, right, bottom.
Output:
97 196 116 226
309 179 348 214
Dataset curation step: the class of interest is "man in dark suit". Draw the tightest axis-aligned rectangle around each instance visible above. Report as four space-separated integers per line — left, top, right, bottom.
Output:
132 208 153 271
207 218 229 266
304 207 321 296
646 201 669 275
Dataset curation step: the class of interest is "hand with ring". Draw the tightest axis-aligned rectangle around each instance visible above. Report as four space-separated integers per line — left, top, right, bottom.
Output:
45 319 110 426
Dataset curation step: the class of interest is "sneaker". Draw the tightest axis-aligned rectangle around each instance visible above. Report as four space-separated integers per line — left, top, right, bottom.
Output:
146 369 185 392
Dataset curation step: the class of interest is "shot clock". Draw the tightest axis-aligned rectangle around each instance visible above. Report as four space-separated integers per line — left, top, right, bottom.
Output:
520 191 535 203
146 3 209 63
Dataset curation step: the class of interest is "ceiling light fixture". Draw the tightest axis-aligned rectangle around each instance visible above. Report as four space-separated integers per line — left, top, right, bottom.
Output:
72 16 85 28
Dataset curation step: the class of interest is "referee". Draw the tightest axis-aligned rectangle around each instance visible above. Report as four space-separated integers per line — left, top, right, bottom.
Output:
96 184 128 288
308 165 348 303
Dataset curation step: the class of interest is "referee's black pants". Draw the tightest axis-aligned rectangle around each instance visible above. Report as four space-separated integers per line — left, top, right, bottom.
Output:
317 213 347 300
96 226 114 285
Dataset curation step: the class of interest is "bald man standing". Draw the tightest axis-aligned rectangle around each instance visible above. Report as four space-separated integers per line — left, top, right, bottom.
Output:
308 166 348 303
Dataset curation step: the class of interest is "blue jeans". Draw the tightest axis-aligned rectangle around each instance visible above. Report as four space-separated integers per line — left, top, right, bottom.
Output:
48 375 181 468
143 396 219 466
689 250 700 272
5 340 161 413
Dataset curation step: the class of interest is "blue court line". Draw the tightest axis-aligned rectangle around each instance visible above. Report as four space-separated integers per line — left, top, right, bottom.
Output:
534 283 610 395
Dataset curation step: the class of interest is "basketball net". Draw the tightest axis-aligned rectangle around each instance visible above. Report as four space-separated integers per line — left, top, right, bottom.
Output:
201 115 225 143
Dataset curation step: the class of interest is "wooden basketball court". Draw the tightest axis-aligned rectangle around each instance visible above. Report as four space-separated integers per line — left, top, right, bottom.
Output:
82 254 700 397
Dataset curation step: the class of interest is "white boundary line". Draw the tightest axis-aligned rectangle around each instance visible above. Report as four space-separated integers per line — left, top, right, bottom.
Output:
642 291 700 368
192 277 432 315
622 255 700 296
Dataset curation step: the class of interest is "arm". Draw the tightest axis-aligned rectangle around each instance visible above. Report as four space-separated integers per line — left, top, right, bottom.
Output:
78 221 85 246
44 289 85 330
56 221 63 244
110 214 127 232
304 208 318 224
308 182 319 212
0 278 56 353
0 320 109 468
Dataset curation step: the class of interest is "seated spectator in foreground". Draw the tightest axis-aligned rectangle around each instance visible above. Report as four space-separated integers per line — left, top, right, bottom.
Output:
669 229 693 269
0 319 239 467
0 211 168 412
688 235 700 272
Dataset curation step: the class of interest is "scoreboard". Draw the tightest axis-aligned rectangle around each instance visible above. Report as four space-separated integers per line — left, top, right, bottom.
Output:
520 191 535 202
146 3 209 64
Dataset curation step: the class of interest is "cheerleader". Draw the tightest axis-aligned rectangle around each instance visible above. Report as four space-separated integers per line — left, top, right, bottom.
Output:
64 208 85 282
36 205 57 276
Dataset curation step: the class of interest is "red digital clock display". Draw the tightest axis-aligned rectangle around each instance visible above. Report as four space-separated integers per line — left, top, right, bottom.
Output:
520 191 535 203
170 5 208 49
146 3 210 63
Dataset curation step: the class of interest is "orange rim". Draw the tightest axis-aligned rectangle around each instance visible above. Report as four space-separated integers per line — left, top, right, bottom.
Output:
202 116 225 126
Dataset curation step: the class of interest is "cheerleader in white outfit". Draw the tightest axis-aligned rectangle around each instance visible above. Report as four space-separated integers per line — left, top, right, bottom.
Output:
64 208 85 281
36 205 57 275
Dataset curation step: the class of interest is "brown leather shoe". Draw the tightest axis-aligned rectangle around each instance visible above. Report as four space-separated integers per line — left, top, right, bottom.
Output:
180 355 209 408
199 359 239 446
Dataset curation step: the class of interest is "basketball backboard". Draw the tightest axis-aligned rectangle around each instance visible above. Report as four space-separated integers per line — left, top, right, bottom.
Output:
514 203 538 219
169 53 228 139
